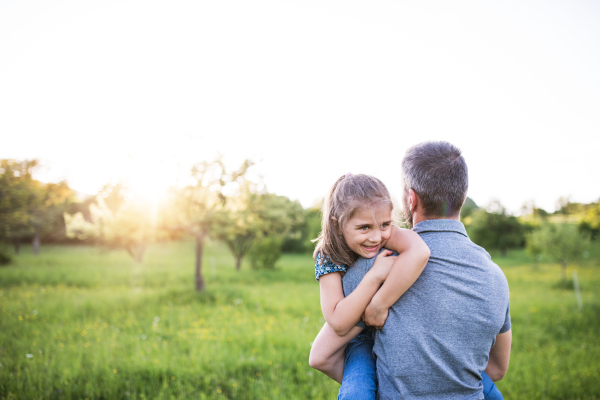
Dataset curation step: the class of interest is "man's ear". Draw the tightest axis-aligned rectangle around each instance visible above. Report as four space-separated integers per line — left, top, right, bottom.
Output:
409 189 418 213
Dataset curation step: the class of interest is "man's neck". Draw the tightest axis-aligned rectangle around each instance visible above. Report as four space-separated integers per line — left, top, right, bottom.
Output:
412 213 460 226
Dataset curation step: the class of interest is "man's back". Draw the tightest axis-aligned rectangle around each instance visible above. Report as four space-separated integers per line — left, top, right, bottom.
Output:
343 219 511 400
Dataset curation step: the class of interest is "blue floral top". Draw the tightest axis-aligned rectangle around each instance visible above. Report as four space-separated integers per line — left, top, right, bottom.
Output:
315 252 348 281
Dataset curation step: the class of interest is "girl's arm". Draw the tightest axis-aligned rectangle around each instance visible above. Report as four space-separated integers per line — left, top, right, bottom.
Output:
319 250 396 336
308 322 364 384
310 254 394 381
363 226 430 328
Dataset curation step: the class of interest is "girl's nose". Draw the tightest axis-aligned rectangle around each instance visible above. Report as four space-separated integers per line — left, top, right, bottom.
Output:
369 229 382 243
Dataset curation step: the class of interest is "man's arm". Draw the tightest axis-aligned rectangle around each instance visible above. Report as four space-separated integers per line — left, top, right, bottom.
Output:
485 329 512 381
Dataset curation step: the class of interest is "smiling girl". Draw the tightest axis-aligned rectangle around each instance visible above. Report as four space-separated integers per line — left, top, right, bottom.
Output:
308 173 430 399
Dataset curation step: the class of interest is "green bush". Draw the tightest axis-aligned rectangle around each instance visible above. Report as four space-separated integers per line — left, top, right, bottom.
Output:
468 202 526 256
0 245 12 265
248 236 284 270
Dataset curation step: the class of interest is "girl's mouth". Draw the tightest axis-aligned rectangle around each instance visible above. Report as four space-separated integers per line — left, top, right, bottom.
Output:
361 244 379 252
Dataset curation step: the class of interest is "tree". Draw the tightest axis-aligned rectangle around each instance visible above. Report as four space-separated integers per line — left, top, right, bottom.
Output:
520 200 548 265
64 185 154 263
469 201 525 256
162 159 252 291
281 201 322 254
30 181 76 255
304 205 323 252
460 197 479 220
520 200 549 220
211 187 256 271
0 159 74 256
527 223 590 282
554 196 583 216
579 200 600 240
0 160 38 254
525 229 544 267
214 188 305 270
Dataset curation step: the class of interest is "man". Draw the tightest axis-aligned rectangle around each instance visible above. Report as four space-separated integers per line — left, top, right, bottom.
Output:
345 141 511 399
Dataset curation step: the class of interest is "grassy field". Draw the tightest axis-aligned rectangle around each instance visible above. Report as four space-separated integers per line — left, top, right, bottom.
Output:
1 242 599 399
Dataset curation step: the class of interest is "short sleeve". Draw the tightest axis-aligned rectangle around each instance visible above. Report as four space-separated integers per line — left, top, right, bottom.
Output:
315 253 347 281
499 302 511 334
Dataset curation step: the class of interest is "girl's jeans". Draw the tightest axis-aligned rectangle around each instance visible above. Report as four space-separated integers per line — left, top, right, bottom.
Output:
338 331 503 400
338 332 378 400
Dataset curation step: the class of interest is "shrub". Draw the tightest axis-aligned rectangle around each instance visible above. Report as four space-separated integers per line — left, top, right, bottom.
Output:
0 246 12 265
248 236 284 270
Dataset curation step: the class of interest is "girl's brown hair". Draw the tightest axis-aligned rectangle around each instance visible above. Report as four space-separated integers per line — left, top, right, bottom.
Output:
313 174 393 267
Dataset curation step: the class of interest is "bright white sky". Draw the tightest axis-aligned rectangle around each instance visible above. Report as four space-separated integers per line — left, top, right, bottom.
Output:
1 0 599 213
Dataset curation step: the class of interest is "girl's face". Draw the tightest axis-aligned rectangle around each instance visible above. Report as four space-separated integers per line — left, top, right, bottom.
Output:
342 203 393 259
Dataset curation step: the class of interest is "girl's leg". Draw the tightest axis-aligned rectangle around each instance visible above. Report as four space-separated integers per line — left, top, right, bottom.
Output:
482 371 504 400
338 334 377 400
309 323 364 384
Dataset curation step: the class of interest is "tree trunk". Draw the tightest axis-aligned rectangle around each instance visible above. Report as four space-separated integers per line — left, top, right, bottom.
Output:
13 240 20 254
125 245 135 260
195 233 206 291
561 260 567 282
236 256 242 271
135 249 144 264
33 230 40 256
134 242 146 264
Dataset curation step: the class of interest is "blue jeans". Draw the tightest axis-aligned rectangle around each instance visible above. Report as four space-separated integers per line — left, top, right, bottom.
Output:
338 331 377 400
481 371 503 400
338 331 503 400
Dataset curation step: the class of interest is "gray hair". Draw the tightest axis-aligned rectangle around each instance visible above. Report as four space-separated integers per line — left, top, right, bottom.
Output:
401 141 468 218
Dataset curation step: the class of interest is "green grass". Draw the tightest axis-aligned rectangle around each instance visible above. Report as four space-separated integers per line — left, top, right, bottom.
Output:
490 249 600 399
1 243 599 399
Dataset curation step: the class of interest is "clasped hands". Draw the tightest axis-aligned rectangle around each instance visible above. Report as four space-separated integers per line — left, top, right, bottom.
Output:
362 302 389 330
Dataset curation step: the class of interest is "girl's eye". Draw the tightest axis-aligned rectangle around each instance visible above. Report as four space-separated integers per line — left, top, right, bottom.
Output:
381 222 391 229
359 226 369 231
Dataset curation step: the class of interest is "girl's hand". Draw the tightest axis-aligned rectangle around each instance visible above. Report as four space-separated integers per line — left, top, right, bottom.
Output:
363 302 389 329
368 250 397 283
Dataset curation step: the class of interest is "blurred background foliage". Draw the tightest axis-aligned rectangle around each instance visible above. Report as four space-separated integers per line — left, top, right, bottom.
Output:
1 158 598 288
0 158 323 289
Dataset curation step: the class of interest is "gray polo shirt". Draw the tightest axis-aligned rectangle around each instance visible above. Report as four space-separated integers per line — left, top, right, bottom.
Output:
342 219 511 400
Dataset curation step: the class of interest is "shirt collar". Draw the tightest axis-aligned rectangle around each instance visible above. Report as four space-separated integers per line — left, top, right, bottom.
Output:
411 219 469 238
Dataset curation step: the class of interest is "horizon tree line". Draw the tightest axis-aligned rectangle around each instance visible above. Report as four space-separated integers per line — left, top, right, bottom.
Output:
1 158 597 287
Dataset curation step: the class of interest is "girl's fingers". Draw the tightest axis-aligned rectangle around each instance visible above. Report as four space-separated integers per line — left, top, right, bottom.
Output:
377 249 393 259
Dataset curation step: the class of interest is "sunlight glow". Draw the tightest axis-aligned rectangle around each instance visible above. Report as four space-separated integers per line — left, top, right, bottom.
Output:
1 0 599 212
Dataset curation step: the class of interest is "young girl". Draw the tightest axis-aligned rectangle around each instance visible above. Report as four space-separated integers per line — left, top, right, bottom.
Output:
308 173 431 399
308 173 504 400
